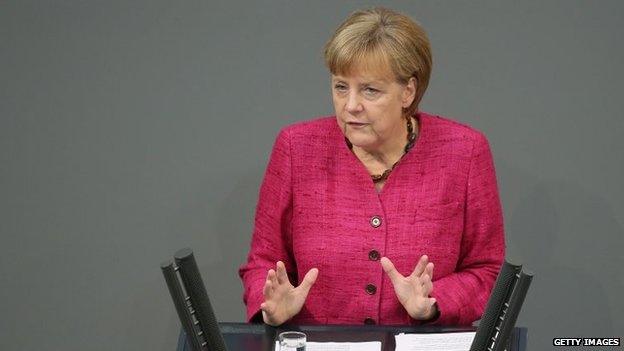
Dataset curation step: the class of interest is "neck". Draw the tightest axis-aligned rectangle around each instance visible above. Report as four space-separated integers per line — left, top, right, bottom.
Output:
353 116 414 168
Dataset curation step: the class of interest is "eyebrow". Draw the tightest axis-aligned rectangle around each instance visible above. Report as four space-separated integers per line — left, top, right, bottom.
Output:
332 77 389 85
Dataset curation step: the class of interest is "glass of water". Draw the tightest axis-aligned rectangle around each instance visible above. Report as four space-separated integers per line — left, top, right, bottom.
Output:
278 331 306 351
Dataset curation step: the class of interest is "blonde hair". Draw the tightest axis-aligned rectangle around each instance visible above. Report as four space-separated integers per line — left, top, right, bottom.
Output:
324 7 432 117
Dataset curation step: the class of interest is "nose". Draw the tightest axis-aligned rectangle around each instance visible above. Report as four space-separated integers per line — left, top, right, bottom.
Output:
345 91 363 113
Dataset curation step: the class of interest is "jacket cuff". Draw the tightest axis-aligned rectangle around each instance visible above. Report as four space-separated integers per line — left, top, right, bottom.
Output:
245 276 266 323
429 280 462 325
407 303 441 325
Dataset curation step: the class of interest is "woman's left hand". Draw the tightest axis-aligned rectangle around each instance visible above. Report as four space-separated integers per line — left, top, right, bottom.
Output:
380 255 438 320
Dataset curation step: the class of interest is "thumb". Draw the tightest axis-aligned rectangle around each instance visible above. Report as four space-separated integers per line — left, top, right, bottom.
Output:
297 268 319 294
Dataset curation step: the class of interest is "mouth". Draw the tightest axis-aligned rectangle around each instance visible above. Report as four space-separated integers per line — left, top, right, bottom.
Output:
346 121 369 128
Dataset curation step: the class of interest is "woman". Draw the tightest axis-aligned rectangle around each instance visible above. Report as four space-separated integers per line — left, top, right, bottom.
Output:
239 7 505 326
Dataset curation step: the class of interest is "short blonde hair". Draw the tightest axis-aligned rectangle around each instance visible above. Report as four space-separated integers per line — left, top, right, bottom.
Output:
324 7 432 117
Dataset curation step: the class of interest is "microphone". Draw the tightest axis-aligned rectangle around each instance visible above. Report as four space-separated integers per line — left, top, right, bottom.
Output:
470 259 533 351
161 248 228 351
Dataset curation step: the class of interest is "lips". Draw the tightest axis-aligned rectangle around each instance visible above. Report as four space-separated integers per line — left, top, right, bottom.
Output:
347 121 369 127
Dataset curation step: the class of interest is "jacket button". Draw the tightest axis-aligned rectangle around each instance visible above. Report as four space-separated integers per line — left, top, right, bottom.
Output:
368 250 380 261
365 284 377 295
364 317 376 325
370 216 382 228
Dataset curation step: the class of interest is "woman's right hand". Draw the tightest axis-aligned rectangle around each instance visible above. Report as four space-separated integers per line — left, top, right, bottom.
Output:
260 261 318 326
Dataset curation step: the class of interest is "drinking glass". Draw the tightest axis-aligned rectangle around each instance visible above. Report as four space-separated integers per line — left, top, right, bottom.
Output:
278 331 306 351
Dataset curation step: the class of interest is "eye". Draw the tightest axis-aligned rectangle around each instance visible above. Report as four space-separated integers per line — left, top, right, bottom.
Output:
363 87 380 97
333 83 348 93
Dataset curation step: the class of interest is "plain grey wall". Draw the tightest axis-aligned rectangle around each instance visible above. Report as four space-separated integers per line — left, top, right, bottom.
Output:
2 1 623 350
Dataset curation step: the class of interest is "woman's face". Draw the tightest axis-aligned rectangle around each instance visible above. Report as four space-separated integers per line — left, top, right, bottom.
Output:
331 65 416 152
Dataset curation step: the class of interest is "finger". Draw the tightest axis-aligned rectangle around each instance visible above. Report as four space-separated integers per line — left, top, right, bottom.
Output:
425 262 434 281
262 278 273 298
421 274 433 295
428 298 437 310
298 268 319 294
261 309 278 326
260 301 274 315
409 255 429 278
276 261 289 285
380 257 405 285
267 269 279 287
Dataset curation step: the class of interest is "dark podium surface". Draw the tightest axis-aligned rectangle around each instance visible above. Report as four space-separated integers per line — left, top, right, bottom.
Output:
177 322 527 351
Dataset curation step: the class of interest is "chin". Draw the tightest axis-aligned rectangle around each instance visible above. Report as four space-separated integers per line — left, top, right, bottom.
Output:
345 133 377 149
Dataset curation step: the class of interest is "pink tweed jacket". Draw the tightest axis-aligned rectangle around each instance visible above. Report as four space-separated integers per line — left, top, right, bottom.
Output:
238 112 505 326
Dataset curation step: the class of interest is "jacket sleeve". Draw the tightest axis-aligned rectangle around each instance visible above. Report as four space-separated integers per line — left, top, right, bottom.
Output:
428 132 506 325
238 128 295 322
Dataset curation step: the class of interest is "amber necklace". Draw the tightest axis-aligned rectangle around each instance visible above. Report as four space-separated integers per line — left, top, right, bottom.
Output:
346 117 417 183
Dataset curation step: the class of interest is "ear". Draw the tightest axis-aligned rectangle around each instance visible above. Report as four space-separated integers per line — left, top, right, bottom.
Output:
402 77 417 108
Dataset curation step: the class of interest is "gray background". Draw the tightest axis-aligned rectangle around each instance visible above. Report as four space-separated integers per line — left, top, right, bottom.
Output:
2 1 623 350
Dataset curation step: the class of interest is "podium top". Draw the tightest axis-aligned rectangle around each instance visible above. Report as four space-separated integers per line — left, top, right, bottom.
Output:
176 322 527 351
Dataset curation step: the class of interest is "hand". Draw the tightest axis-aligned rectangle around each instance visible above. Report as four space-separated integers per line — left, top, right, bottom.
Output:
381 255 438 320
260 261 318 326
